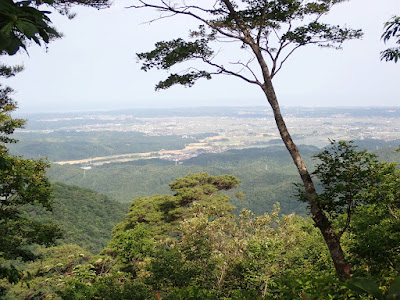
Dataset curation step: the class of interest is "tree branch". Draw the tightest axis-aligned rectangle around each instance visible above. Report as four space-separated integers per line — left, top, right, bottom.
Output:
220 0 273 83
127 0 244 41
338 199 353 240
203 58 261 85
256 1 268 46
272 44 301 78
229 58 259 82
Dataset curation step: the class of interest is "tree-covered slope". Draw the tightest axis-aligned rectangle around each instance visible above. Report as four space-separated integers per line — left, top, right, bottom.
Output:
26 183 128 253
9 131 197 162
47 141 399 216
48 146 319 215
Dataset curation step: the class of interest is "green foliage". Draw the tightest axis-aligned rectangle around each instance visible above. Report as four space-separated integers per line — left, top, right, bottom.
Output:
102 173 240 286
308 141 400 279
283 21 362 47
101 167 346 298
155 71 212 90
0 0 60 55
10 130 197 161
3 244 91 299
138 38 213 70
105 223 154 275
136 0 362 87
144 205 340 298
273 274 357 300
106 173 240 263
48 146 316 215
381 16 400 63
0 135 62 283
25 183 128 253
137 37 214 89
57 276 151 300
311 140 380 218
346 162 400 277
0 84 24 144
9 165 400 298
345 276 400 299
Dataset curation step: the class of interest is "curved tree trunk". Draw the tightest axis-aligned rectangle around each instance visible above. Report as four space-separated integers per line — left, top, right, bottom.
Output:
260 79 350 280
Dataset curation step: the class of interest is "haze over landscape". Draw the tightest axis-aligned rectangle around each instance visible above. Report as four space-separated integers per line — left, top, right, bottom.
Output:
2 0 400 113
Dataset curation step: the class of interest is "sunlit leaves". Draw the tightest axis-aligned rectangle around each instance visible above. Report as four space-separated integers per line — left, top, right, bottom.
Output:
309 141 400 276
311 141 380 217
105 173 240 274
147 204 333 298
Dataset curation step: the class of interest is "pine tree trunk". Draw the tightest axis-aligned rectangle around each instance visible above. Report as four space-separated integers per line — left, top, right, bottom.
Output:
261 79 350 280
218 0 349 279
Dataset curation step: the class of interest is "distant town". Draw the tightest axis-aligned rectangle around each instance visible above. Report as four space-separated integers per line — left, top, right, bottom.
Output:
16 106 400 166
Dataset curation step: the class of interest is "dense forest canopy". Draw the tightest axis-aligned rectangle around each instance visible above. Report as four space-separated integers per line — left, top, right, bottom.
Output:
3 164 400 299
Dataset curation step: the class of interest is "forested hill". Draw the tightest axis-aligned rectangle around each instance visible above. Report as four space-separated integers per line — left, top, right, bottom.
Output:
26 183 128 253
48 146 318 216
48 141 400 216
8 131 197 162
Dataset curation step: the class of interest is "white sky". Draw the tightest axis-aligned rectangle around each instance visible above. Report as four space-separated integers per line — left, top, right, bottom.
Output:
2 0 400 113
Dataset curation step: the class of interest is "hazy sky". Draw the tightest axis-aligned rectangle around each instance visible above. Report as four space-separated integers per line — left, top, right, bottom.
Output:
2 0 400 113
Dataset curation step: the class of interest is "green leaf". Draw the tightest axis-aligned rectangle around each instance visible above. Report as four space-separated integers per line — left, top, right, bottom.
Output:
155 71 211 90
15 21 39 39
345 278 383 299
387 276 400 300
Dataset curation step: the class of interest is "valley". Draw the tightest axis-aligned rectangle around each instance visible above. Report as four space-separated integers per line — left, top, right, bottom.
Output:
10 106 400 216
13 106 400 166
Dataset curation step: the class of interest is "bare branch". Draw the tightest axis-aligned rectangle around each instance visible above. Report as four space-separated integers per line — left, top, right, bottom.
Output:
269 21 292 77
271 40 290 77
140 11 179 25
271 44 301 78
127 1 244 41
260 45 275 64
229 58 259 82
272 27 281 41
203 58 261 86
177 3 228 15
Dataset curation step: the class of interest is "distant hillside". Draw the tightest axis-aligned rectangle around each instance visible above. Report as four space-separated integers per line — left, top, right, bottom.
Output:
48 146 320 215
9 131 196 162
25 183 128 253
47 140 400 216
